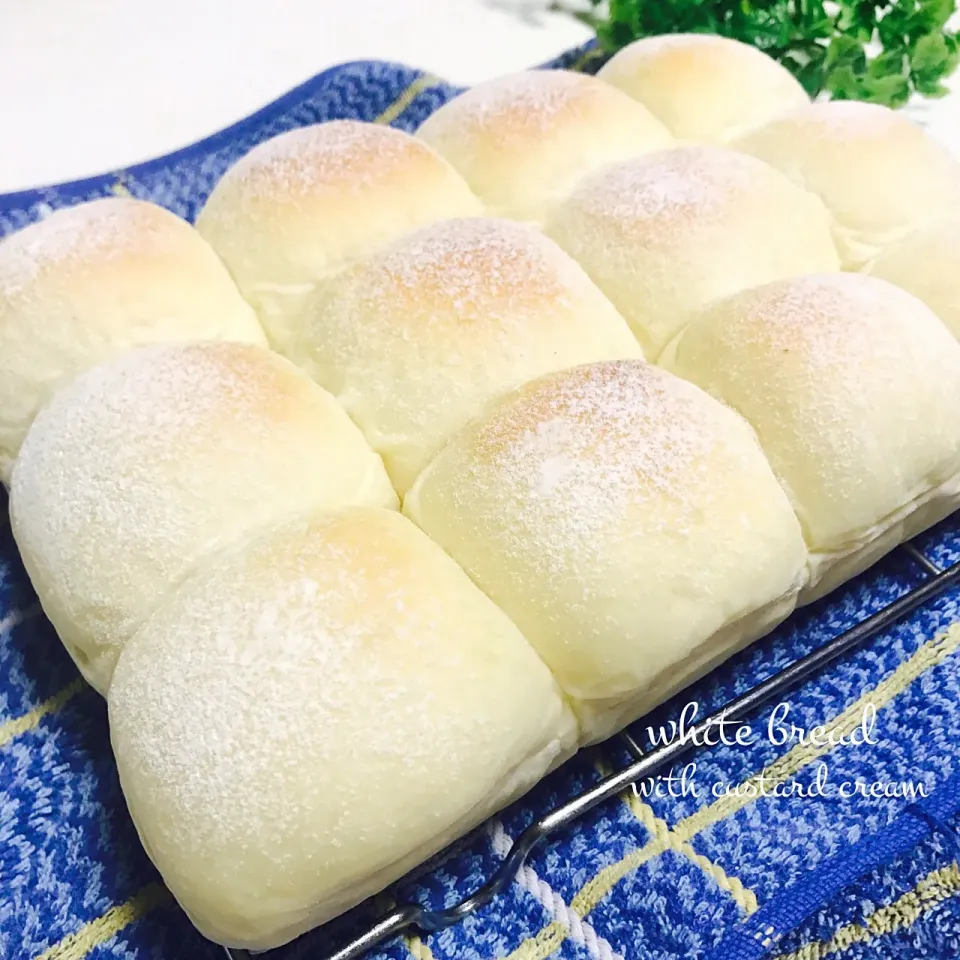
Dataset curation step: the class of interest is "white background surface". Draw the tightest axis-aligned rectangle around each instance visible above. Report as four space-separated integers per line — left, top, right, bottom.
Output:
0 0 591 193
1 0 958 195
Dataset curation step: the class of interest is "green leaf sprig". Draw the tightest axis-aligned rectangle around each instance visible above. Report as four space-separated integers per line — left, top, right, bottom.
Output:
555 0 960 108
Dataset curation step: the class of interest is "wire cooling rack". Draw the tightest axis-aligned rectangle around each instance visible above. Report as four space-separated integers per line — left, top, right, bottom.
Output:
223 537 960 960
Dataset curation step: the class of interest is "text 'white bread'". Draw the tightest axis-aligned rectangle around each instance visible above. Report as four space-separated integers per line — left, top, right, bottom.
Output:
405 360 807 743
416 69 673 223
10 342 397 694
598 33 809 145
292 217 643 494
195 120 483 355
544 145 839 357
109 507 576 950
661 273 960 600
865 218 960 340
732 100 960 270
0 198 265 482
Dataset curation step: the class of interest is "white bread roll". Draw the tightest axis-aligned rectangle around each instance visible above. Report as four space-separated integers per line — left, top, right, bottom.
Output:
10 342 397 695
290 217 643 494
195 120 483 356
598 34 809 144
0 198 265 482
109 506 576 950
405 360 807 743
732 101 960 270
416 69 674 224
661 274 960 601
543 145 839 358
865 218 960 339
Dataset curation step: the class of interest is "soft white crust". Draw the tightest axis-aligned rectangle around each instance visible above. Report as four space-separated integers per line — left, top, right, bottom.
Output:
598 34 810 144
288 217 643 494
543 145 839 358
661 273 960 600
108 507 576 950
194 120 483 356
732 101 960 270
10 342 397 694
0 198 265 481
417 69 674 223
404 360 807 743
865 218 960 340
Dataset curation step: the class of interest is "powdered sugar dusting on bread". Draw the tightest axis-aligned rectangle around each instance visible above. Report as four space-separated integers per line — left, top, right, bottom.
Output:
10 341 394 691
0 198 181 296
669 272 960 546
452 361 734 564
568 146 763 222
363 217 592 320
299 215 639 494
218 120 442 199
708 273 945 369
421 70 608 141
107 507 564 862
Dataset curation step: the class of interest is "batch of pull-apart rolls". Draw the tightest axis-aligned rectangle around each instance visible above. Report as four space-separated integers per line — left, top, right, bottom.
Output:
5 32 960 952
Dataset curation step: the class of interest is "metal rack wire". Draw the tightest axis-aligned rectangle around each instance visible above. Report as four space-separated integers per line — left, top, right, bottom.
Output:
224 537 960 960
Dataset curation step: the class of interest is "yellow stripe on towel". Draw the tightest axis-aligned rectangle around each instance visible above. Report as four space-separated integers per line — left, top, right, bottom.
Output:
607 756 760 915
34 884 171 960
0 675 86 750
501 620 960 960
376 74 444 125
775 863 960 960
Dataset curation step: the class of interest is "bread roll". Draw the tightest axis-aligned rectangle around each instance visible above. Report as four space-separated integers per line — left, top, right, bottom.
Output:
598 34 809 145
0 198 265 482
416 69 673 223
289 217 643 494
10 342 397 695
195 120 483 356
865 218 960 339
543 145 839 358
732 101 960 270
661 274 960 601
109 506 576 950
405 360 807 743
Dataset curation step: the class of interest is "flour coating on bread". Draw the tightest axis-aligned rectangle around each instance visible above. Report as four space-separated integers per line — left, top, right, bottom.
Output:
10 341 396 694
0 198 174 294
212 121 445 201
465 361 718 545
109 508 574 949
406 359 806 742
544 145 839 356
663 272 960 599
358 217 593 321
420 70 636 142
568 145 758 222
293 216 641 493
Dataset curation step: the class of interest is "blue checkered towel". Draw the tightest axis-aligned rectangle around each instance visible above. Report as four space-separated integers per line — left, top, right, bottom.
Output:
3 43 960 960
